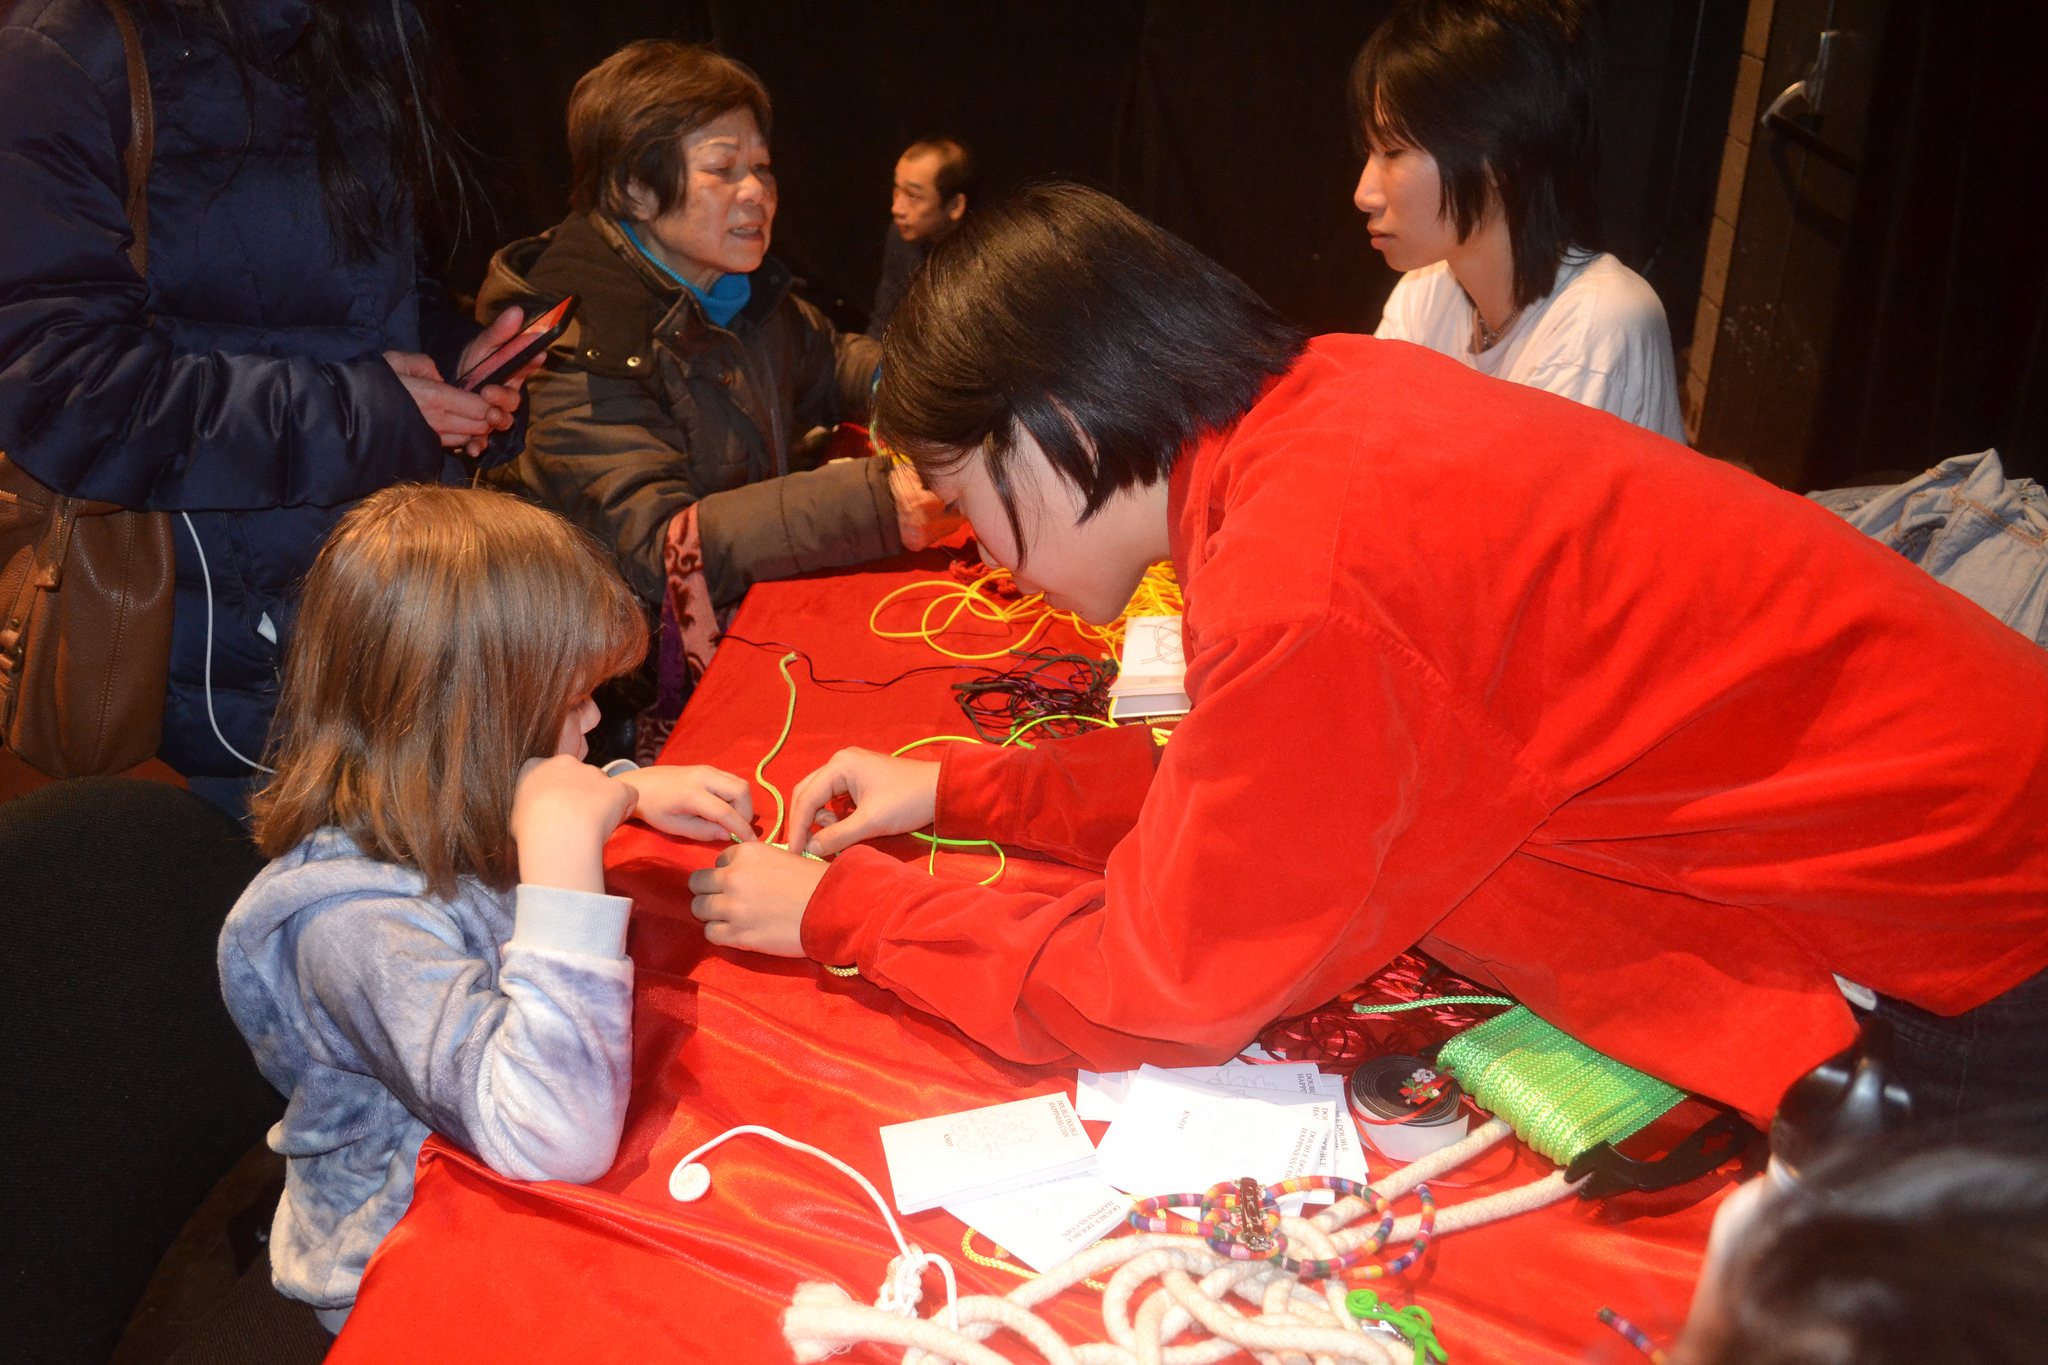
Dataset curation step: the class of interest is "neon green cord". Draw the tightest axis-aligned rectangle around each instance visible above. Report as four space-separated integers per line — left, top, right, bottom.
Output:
1353 995 1515 1014
911 829 1008 884
891 735 985 756
1436 1007 1684 1165
760 677 1113 886
1004 712 1117 746
886 738 1014 881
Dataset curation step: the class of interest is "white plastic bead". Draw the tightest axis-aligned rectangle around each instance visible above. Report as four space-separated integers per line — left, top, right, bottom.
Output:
669 1160 712 1202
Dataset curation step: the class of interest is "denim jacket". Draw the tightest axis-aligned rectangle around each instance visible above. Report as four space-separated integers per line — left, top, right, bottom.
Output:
1809 450 2048 647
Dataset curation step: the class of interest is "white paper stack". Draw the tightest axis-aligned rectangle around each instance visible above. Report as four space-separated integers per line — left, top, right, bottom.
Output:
1316 1072 1369 1182
1079 1062 1368 1197
1074 1068 1135 1120
1107 615 1189 721
945 1175 1134 1272
878 1092 1100 1215
1093 1065 1336 1195
1076 1060 1324 1120
891 1064 1368 1273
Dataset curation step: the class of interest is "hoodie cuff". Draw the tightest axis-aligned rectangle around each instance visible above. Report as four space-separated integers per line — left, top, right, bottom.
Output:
511 884 632 959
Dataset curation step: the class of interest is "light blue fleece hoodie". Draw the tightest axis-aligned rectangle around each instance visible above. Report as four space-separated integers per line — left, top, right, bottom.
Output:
217 828 635 1314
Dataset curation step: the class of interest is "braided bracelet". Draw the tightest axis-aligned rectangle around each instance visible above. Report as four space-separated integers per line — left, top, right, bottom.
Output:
1127 1175 1436 1280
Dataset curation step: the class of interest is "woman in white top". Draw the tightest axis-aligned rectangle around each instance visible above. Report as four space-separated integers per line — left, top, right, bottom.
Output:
1351 0 1686 442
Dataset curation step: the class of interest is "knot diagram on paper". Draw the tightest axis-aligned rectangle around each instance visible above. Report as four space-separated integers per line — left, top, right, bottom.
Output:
1133 625 1184 669
951 1111 1040 1162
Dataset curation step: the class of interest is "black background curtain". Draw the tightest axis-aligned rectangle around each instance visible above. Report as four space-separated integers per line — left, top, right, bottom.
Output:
1808 0 2048 485
429 0 1741 349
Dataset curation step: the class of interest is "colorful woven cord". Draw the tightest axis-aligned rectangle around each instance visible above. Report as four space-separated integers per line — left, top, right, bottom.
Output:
1127 1176 1435 1281
1436 1007 1683 1165
1347 1289 1448 1365
1598 1307 1669 1363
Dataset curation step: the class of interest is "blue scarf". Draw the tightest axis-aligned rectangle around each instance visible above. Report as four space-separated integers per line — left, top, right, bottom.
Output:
618 221 753 328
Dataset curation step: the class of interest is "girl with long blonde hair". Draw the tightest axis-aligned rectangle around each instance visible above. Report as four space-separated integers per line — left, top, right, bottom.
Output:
219 484 754 1330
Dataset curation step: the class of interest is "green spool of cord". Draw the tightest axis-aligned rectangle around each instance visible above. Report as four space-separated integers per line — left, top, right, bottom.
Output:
1435 1007 1684 1165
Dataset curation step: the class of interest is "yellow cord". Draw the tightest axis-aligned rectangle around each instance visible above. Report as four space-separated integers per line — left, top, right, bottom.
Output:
891 735 986 755
879 716 1107 884
763 560 1179 979
870 561 1181 660
959 1229 1110 1292
754 652 801 848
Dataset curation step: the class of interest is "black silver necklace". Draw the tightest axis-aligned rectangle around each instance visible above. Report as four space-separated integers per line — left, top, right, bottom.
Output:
1472 302 1523 354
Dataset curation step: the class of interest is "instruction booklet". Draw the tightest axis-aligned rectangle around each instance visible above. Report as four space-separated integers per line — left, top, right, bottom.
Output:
879 1092 1100 1215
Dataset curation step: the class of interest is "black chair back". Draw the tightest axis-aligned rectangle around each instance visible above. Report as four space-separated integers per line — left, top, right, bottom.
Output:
0 778 280 1365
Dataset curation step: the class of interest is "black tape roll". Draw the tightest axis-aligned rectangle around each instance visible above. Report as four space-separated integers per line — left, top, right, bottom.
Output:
1348 1054 1464 1129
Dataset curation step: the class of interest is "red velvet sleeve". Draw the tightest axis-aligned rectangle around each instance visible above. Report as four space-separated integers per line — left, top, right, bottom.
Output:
800 611 1549 1070
932 722 1158 870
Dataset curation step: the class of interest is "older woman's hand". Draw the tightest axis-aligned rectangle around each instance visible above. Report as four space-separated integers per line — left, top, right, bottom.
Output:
889 459 966 551
385 306 545 458
384 350 507 455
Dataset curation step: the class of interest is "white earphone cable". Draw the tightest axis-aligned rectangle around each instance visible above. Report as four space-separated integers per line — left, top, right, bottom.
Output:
178 511 275 775
669 1125 959 1332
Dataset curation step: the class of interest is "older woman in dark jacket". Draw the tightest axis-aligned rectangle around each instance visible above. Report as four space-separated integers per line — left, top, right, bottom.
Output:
481 41 944 625
0 0 529 807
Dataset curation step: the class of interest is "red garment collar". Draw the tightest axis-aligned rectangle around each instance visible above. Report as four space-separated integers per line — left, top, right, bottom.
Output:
1166 370 1286 584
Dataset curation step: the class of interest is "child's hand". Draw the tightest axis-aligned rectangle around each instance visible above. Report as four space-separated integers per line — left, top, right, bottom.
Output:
687 842 829 956
616 765 756 843
512 755 639 895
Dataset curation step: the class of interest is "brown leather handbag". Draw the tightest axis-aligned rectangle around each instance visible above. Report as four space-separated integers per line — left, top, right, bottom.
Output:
0 0 174 779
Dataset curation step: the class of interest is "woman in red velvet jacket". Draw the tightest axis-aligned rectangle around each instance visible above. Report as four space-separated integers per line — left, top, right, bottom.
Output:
687 184 2048 1125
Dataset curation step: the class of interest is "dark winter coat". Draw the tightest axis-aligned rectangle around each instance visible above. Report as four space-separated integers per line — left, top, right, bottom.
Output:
0 0 495 778
866 226 930 340
478 213 895 609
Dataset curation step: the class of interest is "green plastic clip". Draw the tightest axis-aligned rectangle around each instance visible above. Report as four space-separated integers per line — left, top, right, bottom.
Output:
1346 1289 1447 1365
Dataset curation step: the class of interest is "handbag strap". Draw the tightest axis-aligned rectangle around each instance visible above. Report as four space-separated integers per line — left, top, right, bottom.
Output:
105 0 152 275
0 499 77 683
1 0 153 690
2 2 152 627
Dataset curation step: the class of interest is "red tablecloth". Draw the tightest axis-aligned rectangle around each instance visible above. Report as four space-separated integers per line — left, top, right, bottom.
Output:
331 552 1732 1365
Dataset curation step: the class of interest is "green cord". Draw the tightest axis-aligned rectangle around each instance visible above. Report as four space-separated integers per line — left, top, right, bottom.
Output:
1435 1007 1683 1165
891 735 985 756
760 683 1111 884
1353 995 1515 1015
1346 1290 1447 1365
911 829 1008 884
1004 712 1117 746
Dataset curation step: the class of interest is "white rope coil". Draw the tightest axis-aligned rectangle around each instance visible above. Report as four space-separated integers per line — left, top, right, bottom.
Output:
781 1117 1579 1365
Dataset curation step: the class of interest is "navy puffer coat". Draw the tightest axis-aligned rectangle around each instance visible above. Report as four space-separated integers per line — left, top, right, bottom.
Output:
0 0 499 777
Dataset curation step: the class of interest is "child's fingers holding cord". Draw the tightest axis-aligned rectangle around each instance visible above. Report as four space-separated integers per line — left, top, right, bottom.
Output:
686 843 821 956
692 766 757 833
619 765 756 841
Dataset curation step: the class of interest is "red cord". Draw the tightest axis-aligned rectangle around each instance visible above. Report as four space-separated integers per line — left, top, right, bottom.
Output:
1256 951 1513 1073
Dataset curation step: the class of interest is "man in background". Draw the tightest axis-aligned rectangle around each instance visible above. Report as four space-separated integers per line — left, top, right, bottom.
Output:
868 137 975 338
